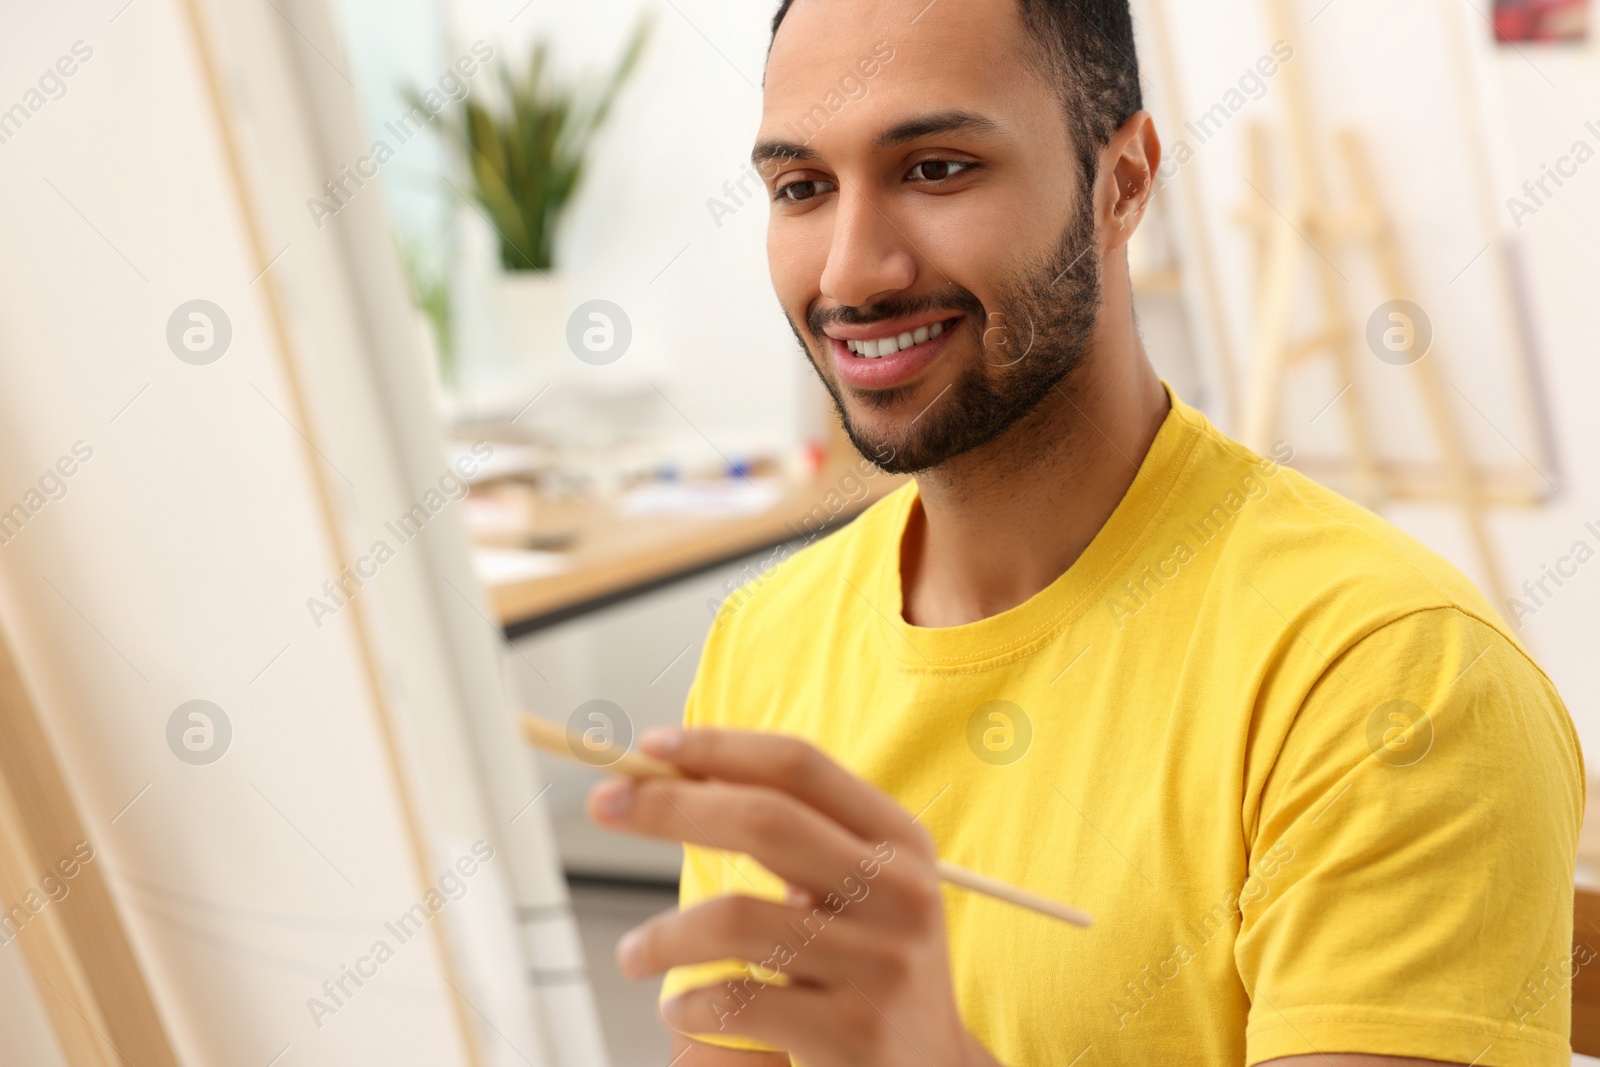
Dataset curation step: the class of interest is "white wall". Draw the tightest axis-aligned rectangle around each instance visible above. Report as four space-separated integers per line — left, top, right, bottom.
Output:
443 0 812 456
1473 43 1600 759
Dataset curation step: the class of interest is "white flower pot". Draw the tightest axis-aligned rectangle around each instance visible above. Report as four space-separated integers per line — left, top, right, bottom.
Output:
495 269 569 366
448 207 571 415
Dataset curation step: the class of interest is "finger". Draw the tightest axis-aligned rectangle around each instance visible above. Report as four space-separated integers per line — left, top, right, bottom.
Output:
589 776 879 897
638 728 934 855
662 979 858 1066
618 895 870 984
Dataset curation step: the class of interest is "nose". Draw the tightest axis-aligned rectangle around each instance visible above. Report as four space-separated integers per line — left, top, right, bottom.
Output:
819 187 918 310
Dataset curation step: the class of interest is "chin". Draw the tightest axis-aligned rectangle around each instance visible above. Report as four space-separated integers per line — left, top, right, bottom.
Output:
830 378 951 468
829 406 921 474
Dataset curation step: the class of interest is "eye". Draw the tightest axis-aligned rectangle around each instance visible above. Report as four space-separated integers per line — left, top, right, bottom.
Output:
775 178 838 204
907 159 975 183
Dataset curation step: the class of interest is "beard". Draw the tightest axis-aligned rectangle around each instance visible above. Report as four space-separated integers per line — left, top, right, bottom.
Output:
794 199 1101 476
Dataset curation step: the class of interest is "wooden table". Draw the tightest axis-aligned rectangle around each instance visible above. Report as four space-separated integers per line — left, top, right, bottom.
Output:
484 459 906 637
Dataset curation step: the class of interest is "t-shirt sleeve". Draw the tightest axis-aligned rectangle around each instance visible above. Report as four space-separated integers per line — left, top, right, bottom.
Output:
658 608 789 1054
1237 607 1585 1066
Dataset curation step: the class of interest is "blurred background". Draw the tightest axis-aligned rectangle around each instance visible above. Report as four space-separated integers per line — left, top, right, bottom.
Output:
0 0 1596 1064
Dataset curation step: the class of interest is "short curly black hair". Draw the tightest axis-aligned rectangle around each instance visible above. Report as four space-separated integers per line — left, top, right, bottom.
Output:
770 0 1142 193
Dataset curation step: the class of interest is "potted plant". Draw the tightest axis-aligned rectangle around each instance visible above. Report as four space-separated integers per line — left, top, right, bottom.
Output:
419 22 650 376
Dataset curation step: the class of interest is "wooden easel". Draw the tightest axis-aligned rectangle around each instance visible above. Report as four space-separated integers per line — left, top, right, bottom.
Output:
1234 0 1541 612
1139 0 1244 424
0 614 182 1067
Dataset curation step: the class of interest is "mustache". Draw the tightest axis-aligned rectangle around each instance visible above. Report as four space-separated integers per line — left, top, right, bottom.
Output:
805 285 986 339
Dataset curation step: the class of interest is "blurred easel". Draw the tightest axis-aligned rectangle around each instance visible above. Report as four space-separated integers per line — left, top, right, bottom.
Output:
1140 0 1243 424
0 614 181 1066
1232 0 1541 610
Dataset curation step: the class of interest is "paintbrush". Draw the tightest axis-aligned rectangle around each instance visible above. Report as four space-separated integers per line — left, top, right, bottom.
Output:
520 714 1092 928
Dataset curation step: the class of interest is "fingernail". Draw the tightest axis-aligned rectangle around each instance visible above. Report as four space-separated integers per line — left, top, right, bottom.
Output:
591 778 634 820
641 726 684 756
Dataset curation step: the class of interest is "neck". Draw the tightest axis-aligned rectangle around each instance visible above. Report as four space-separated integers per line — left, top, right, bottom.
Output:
899 265 1170 628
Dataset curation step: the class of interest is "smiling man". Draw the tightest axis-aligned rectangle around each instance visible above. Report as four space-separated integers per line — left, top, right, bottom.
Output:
585 1 1584 1064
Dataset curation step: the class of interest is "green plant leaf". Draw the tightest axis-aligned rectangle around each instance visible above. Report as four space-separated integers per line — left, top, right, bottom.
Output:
405 18 653 272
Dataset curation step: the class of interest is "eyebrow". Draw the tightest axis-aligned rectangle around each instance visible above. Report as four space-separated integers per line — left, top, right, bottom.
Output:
873 110 1003 150
751 140 819 168
749 110 1004 169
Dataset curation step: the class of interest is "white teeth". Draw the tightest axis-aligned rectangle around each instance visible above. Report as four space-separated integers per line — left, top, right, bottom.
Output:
846 320 953 357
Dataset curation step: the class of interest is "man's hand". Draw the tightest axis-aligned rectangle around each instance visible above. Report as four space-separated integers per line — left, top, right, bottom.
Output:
586 727 1001 1067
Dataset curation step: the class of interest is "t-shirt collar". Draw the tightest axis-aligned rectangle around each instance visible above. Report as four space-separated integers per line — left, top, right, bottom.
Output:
869 383 1205 671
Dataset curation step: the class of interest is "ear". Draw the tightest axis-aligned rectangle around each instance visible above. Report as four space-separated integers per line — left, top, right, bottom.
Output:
1098 111 1161 252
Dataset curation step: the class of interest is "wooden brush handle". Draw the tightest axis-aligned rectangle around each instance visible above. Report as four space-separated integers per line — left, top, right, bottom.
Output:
518 714 1091 928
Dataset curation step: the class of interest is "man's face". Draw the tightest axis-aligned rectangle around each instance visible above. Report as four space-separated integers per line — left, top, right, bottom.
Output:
759 0 1105 474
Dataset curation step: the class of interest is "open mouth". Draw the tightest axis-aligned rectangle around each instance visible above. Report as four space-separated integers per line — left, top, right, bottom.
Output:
826 312 966 393
841 316 962 359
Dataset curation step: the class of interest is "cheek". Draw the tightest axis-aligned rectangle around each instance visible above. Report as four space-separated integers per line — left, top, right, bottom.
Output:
767 218 831 321
903 207 1020 297
937 200 1047 278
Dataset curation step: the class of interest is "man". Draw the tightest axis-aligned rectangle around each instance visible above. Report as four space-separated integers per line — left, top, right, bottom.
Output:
586 0 1584 1063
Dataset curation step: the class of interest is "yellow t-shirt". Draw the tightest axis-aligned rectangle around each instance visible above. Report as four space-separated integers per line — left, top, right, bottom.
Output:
662 390 1584 1066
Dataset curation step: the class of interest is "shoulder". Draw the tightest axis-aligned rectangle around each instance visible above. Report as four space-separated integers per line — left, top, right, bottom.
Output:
1253 601 1584 877
1161 404 1580 765
1175 404 1516 655
1312 604 1575 759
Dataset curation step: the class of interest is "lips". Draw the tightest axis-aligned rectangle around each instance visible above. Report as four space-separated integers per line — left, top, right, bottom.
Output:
825 314 964 392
